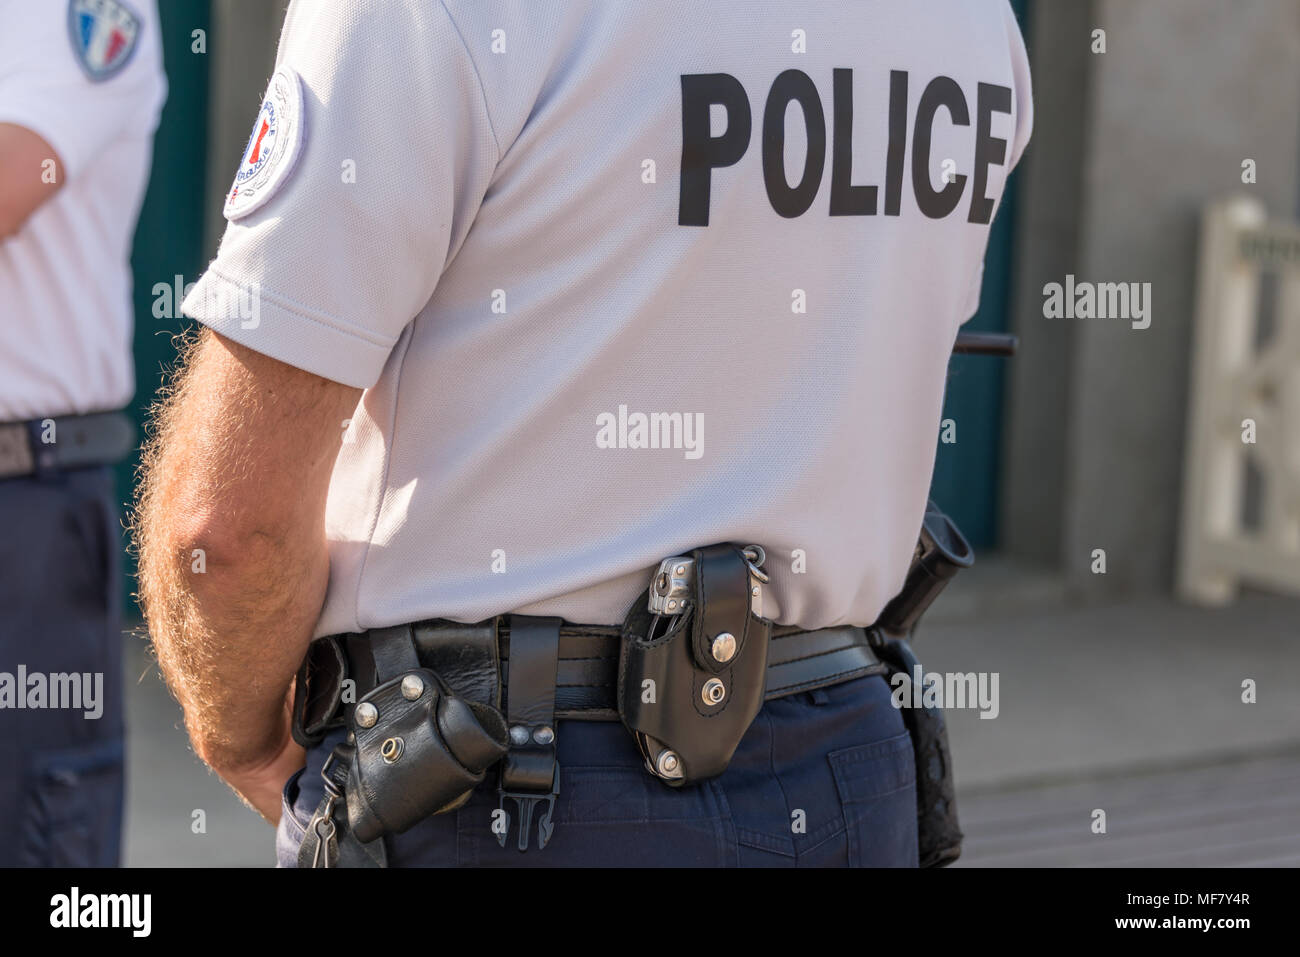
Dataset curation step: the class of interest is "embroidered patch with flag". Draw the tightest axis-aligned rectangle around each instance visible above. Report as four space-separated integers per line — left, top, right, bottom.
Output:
68 0 141 82
225 67 306 221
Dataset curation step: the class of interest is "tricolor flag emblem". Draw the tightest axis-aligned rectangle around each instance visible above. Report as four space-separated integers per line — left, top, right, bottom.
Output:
68 0 142 83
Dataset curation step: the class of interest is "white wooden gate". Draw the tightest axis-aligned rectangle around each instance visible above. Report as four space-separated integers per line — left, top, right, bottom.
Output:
1178 197 1300 605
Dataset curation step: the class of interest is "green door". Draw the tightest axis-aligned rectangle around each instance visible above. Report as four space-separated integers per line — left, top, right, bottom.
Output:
928 0 1028 549
115 0 211 615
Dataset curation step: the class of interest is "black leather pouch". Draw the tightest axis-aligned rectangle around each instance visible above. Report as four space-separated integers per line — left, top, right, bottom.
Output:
291 635 347 748
345 668 507 843
618 543 771 785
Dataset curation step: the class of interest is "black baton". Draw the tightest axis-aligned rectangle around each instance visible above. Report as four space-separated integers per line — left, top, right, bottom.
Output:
952 331 1017 356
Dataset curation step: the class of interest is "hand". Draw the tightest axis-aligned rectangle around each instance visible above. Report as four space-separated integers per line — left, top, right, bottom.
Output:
220 731 306 826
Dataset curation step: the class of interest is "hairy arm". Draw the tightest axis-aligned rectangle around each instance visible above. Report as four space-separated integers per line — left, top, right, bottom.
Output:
135 329 361 822
0 123 64 240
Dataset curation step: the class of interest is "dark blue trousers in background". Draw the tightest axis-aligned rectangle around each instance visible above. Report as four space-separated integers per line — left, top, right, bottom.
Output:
279 671 918 867
0 467 125 867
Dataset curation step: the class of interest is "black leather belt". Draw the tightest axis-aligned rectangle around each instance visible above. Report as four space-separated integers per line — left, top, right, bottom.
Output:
293 616 885 745
512 621 885 720
0 410 135 480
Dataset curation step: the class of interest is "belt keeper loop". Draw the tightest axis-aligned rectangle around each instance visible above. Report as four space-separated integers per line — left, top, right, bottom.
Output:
496 615 562 852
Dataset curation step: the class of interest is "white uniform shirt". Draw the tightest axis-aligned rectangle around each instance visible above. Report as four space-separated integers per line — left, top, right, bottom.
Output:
0 0 166 421
184 0 1033 633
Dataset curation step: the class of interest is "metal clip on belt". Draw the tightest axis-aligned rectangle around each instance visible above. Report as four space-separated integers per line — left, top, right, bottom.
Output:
496 615 563 852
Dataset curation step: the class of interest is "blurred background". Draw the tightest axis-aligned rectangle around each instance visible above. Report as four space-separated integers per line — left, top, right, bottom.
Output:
119 0 1300 865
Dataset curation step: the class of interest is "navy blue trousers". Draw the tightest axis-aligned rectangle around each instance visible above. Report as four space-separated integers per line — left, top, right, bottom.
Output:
279 671 918 867
0 467 125 867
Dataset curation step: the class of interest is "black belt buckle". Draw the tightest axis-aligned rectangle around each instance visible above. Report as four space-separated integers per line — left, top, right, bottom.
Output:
495 766 560 852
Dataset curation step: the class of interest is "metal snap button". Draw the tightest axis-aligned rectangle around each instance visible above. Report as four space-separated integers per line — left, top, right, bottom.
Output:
711 632 737 663
400 674 424 700
702 678 726 706
355 702 379 728
656 750 683 778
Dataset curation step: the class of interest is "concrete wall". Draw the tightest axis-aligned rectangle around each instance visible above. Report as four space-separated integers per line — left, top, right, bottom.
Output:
1000 0 1096 569
1001 0 1300 593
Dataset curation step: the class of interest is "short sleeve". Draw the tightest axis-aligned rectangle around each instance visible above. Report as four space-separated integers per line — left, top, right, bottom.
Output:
0 0 165 179
182 0 500 389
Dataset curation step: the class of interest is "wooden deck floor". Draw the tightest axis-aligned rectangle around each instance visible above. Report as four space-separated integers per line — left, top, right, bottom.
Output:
953 749 1300 867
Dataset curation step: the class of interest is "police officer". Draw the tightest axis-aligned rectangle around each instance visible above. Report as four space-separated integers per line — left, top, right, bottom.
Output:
138 0 1031 867
0 0 165 866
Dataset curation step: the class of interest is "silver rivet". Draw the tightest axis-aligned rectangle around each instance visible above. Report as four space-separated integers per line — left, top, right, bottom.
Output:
657 750 683 778
674 564 686 576
400 674 424 700
711 632 737 663
355 702 378 728
702 678 726 705
509 725 530 746
533 726 555 745
381 736 404 763
667 599 677 611
751 585 760 597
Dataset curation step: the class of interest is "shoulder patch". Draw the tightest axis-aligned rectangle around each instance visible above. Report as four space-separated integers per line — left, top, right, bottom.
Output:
225 67 306 221
68 0 142 83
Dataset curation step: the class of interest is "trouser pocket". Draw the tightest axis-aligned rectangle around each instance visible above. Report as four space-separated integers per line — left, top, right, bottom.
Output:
829 730 918 867
275 768 310 868
18 737 124 867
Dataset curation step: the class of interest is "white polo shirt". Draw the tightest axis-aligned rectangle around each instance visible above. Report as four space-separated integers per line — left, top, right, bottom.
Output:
0 0 166 422
185 0 1033 632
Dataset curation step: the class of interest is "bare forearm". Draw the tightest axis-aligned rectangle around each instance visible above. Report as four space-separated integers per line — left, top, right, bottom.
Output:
134 330 360 777
0 123 64 239
140 522 327 772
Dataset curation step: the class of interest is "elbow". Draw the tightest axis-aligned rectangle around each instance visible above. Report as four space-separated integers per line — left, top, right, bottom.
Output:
152 520 293 605
137 498 283 616
141 480 288 575
139 505 223 588
159 520 252 579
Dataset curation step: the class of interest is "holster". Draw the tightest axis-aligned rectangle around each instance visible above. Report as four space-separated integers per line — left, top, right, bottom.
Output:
618 543 771 785
869 632 963 867
340 625 508 844
868 499 972 867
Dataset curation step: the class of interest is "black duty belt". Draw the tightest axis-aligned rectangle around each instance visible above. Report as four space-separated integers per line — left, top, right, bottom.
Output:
296 521 972 867
0 410 135 479
293 611 887 862
540 621 885 718
293 616 885 744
